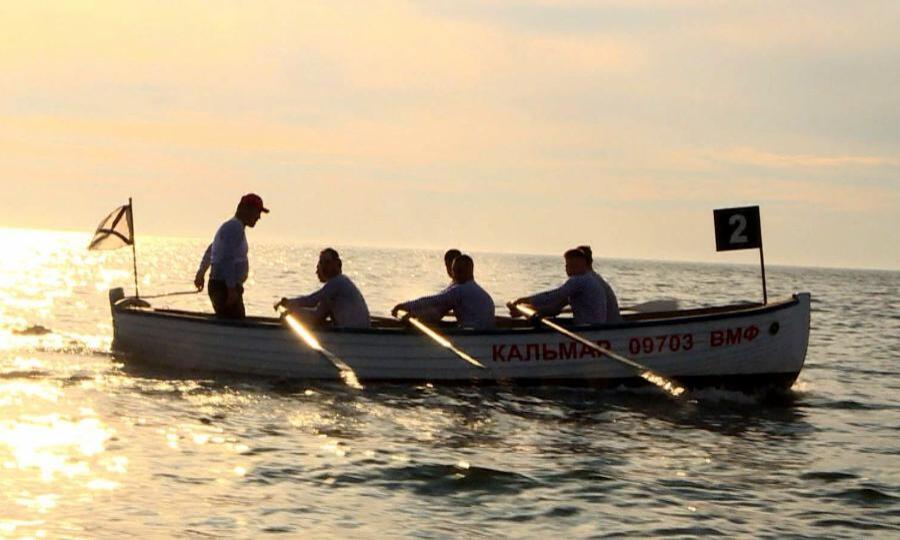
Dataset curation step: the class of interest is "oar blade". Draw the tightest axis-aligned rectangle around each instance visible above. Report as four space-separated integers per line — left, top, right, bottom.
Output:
280 308 364 390
639 370 686 397
449 347 486 370
335 360 364 390
401 311 487 371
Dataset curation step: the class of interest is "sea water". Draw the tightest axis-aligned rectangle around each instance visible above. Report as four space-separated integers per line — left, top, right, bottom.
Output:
0 228 897 538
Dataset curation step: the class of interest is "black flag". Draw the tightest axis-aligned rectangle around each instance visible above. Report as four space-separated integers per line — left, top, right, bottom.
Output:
713 206 761 252
88 204 133 251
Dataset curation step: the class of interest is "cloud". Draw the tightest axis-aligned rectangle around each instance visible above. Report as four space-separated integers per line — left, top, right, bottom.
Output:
717 147 900 169
0 1 898 268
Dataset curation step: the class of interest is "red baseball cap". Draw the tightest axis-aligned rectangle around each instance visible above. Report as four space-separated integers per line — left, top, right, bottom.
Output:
239 193 269 213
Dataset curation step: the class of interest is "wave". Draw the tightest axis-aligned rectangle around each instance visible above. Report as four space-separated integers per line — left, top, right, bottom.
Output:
825 487 899 506
0 369 52 380
818 399 897 411
1 328 112 357
813 518 893 531
253 461 543 497
12 325 53 336
800 471 860 482
647 527 726 536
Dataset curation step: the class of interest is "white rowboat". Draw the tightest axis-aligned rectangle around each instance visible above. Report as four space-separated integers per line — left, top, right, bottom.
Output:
109 288 811 390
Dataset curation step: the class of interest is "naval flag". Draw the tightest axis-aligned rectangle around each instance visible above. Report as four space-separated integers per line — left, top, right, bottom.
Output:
88 203 133 251
88 198 142 297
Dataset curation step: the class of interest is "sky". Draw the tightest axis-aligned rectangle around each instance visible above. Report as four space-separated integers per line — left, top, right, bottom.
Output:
1 0 898 270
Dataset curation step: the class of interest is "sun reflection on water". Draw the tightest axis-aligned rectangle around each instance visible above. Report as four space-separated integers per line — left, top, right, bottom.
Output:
0 228 123 359
0 412 111 481
0 329 13 352
0 227 892 537
0 377 126 536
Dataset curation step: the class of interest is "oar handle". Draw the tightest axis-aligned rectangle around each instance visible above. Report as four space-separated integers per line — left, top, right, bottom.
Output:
141 290 202 299
512 302 539 319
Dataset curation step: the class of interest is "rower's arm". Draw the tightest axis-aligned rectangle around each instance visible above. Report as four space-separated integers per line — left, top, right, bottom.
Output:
311 299 333 325
530 278 576 315
538 298 568 317
285 285 326 309
404 287 458 319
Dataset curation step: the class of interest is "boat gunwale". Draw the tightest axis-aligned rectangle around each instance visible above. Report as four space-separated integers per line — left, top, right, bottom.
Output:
113 294 806 336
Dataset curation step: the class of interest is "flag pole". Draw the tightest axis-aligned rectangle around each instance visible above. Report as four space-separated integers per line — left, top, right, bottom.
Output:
758 213 767 305
759 244 767 305
129 197 140 298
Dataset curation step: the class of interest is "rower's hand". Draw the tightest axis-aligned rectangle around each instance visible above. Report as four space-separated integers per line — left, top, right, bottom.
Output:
391 304 408 319
507 298 528 318
194 271 205 291
273 297 288 311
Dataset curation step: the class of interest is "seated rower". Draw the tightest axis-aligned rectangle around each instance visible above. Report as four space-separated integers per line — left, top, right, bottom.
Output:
577 245 621 323
276 248 371 329
508 247 612 325
440 248 462 318
392 254 496 330
443 248 461 281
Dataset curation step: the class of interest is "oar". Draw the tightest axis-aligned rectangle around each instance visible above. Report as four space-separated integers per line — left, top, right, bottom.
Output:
141 290 202 299
513 303 686 398
275 305 363 390
395 310 486 370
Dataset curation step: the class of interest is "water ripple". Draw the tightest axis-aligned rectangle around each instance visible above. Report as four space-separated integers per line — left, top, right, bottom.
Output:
0 232 897 537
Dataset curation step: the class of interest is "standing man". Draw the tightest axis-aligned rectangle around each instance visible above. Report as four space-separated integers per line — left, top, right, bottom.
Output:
194 193 269 319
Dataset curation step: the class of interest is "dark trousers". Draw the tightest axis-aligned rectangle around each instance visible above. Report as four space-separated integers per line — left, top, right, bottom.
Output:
208 279 246 319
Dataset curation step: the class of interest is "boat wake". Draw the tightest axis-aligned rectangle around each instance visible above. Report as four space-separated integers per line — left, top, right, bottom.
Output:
592 382 796 406
687 387 771 405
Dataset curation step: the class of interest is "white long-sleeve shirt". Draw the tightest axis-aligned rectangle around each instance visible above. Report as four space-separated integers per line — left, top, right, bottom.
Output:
285 274 371 329
592 270 621 323
530 272 609 325
404 280 496 330
198 218 248 288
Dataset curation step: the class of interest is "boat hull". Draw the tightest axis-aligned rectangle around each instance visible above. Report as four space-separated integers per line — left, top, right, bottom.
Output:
110 291 811 390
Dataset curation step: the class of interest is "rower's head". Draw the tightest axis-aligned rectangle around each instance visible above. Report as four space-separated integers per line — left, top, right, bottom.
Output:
577 245 593 268
451 254 475 283
444 248 462 278
564 248 590 276
236 193 269 227
316 247 342 282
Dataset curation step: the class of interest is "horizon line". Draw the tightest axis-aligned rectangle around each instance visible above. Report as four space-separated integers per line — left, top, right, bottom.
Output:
2 224 898 274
